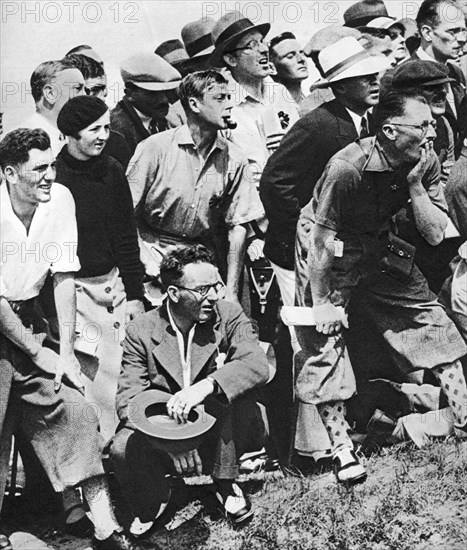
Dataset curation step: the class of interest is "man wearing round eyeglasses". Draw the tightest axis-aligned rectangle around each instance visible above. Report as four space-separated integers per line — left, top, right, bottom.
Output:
294 90 467 484
110 244 270 532
414 0 467 145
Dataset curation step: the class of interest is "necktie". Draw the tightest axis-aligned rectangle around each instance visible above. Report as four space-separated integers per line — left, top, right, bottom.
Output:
360 117 369 139
149 118 160 135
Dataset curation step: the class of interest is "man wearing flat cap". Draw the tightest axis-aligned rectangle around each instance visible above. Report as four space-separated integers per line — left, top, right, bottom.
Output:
387 59 461 294
413 0 467 148
109 244 270 534
110 53 181 155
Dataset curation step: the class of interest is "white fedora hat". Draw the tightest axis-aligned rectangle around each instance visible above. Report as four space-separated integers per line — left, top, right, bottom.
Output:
319 36 390 84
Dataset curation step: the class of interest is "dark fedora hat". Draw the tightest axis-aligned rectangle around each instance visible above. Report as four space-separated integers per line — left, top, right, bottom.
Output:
182 17 216 58
392 59 456 89
210 11 270 67
344 0 394 28
128 389 217 453
155 39 190 68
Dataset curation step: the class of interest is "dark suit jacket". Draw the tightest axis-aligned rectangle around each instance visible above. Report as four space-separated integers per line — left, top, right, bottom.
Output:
260 99 363 269
110 97 151 156
116 300 270 424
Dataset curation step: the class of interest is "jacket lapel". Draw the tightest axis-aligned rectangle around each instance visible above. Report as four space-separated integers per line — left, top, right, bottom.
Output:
328 100 359 144
120 98 151 142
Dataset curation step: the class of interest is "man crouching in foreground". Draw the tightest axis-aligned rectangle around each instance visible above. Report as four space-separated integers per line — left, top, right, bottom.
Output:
109 245 270 536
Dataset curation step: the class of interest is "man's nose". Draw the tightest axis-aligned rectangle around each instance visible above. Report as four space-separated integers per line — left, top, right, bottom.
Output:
258 41 269 54
427 121 437 140
45 164 56 181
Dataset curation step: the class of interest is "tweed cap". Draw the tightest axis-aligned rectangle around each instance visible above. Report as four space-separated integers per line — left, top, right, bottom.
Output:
120 52 181 91
344 0 394 28
210 11 270 67
392 59 456 88
57 95 108 136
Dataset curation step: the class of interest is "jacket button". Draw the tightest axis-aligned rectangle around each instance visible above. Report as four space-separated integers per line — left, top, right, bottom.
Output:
105 287 111 294
113 321 120 329
107 306 114 314
398 251 404 256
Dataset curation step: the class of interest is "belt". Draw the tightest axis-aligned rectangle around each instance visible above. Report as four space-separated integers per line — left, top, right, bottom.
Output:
8 298 37 328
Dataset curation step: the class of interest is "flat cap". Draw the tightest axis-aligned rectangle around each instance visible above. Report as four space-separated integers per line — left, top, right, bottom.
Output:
392 59 456 88
120 52 181 91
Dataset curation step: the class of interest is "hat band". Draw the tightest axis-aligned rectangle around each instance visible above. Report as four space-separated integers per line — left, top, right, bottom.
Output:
345 14 389 28
186 33 212 57
216 18 255 47
324 50 371 80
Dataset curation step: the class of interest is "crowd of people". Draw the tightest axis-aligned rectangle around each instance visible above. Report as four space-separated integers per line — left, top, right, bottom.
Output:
1 0 466 548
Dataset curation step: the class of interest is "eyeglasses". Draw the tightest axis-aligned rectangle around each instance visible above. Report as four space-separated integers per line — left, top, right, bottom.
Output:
226 38 269 54
390 120 437 135
443 27 467 39
176 281 225 298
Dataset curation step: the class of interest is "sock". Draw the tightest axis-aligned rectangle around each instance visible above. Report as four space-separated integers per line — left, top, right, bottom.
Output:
81 475 121 541
317 401 353 455
433 360 467 429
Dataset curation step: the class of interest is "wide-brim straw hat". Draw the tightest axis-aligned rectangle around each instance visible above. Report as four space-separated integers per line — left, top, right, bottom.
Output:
319 36 391 84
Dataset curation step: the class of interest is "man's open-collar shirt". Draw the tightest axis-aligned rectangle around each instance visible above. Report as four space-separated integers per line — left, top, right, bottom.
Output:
0 183 80 301
303 137 447 242
127 124 264 240
226 77 300 185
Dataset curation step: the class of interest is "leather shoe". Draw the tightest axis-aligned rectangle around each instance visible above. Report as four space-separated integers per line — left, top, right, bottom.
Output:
333 448 367 485
92 530 159 549
214 480 254 525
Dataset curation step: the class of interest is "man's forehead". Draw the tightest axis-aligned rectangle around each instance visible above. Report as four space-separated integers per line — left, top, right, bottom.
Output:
401 98 432 119
181 262 217 284
273 39 301 58
54 68 85 83
26 147 54 164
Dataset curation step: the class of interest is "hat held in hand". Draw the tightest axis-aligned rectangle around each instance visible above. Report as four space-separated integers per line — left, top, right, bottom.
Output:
128 389 217 453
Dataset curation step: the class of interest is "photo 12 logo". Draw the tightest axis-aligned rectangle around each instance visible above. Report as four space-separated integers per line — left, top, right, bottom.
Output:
2 1 140 24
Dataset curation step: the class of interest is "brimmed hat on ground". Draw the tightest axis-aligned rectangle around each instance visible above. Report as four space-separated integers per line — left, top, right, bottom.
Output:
344 0 394 28
391 59 456 89
210 11 270 67
128 389 217 453
120 53 181 91
319 36 390 84
155 39 190 67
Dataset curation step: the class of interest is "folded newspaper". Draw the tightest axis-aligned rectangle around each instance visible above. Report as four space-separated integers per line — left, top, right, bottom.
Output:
280 306 348 326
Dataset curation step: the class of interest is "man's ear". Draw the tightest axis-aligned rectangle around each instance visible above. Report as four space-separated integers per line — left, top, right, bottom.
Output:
381 123 397 141
188 96 201 114
167 285 180 303
42 82 60 105
3 165 18 184
222 52 237 69
419 24 433 43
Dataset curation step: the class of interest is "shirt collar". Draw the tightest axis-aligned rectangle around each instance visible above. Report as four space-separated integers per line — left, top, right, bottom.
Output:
133 105 152 129
175 124 226 152
416 47 435 62
345 108 366 133
364 139 394 172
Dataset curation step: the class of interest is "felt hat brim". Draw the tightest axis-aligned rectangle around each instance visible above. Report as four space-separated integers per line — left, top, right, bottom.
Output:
210 22 270 67
128 389 217 453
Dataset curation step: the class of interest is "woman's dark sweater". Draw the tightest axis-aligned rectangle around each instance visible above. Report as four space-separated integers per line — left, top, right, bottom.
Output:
56 146 144 301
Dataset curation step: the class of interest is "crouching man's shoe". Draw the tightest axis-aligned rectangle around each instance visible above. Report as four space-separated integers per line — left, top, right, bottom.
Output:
92 530 159 549
0 535 12 550
333 448 367 485
214 480 254 525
